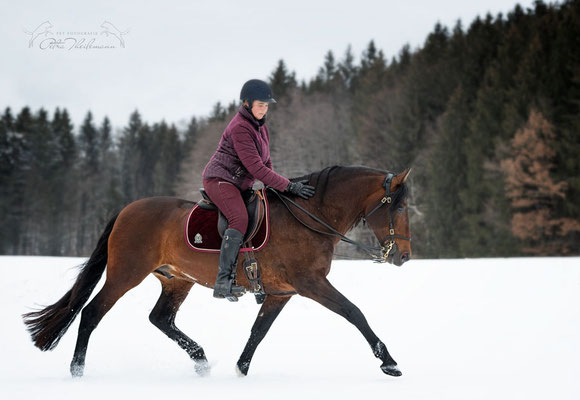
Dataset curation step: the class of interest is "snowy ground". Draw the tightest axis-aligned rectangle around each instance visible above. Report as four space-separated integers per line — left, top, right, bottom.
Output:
1 256 579 400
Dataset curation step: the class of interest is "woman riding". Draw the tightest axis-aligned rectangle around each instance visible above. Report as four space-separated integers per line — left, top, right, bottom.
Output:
202 79 316 301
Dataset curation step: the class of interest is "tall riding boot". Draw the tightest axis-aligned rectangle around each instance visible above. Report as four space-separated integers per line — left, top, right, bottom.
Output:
213 228 246 301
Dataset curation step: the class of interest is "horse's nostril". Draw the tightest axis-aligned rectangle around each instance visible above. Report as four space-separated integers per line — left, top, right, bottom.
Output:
401 252 410 263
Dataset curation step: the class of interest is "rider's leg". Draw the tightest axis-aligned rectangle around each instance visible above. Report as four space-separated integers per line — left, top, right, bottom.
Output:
202 179 249 301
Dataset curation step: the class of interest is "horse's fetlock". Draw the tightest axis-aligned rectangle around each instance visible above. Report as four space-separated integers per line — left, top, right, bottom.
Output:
373 341 387 358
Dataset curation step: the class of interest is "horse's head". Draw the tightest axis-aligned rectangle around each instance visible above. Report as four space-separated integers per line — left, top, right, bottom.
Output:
364 168 412 266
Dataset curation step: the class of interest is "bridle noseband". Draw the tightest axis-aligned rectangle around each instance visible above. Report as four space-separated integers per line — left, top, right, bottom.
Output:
362 173 412 261
268 173 411 263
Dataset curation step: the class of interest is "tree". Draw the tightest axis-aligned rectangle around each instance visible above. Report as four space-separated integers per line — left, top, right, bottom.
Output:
50 108 77 254
269 59 297 100
209 102 227 122
0 108 16 252
119 110 142 203
337 45 358 90
422 88 469 257
501 110 580 254
98 116 122 224
76 112 101 253
79 112 99 175
153 123 182 196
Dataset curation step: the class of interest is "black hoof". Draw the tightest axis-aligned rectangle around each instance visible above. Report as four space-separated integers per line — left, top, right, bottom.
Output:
195 360 210 377
236 360 250 377
70 363 84 378
381 363 402 377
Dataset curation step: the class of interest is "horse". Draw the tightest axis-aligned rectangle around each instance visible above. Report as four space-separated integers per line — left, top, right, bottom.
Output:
22 165 412 378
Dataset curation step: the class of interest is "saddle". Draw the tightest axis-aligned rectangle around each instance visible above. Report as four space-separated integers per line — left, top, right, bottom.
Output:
185 188 270 253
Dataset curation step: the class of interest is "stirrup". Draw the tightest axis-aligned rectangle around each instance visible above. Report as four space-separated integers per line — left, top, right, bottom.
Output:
213 280 245 302
214 290 245 302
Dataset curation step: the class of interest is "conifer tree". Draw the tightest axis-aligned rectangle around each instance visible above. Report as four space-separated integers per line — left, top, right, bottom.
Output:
501 110 580 254
337 45 358 90
269 59 297 100
119 110 142 203
50 108 77 254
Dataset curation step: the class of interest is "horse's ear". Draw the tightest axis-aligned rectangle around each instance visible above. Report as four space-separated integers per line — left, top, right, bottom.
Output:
392 168 412 187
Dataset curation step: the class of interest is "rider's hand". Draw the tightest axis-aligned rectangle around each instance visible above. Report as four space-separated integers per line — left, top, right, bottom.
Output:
286 180 316 199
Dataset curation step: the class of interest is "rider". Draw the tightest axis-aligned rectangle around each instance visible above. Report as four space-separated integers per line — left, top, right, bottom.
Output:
202 79 316 301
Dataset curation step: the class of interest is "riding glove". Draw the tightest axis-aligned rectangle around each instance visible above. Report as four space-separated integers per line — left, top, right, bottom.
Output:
286 180 316 199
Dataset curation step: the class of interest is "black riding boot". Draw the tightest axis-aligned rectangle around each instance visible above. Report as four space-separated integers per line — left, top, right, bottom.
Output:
213 228 246 301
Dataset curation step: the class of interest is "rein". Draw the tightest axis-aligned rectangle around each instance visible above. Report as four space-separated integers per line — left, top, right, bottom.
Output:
267 173 411 263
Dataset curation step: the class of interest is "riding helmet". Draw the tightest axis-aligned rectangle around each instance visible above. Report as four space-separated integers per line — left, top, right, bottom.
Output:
240 79 277 105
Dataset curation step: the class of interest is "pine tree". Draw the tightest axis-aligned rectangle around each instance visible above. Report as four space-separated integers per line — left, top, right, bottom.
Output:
422 88 469 257
337 45 358 91
79 112 100 175
119 110 142 203
269 59 297 100
183 116 199 153
209 102 227 121
98 116 122 224
154 123 182 196
50 108 77 254
0 108 15 252
76 111 101 253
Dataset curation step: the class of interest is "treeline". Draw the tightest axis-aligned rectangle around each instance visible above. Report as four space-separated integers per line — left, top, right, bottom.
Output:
2 0 579 257
0 108 197 255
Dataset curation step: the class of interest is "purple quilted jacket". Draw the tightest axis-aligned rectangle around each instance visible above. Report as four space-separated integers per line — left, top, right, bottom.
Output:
202 105 290 192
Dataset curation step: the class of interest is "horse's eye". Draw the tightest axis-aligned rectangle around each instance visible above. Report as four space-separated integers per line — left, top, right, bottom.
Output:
397 206 405 212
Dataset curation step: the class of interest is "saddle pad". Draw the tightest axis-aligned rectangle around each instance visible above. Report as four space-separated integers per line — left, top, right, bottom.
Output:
184 190 270 253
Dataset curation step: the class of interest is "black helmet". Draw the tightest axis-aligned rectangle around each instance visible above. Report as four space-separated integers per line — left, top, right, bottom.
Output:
240 79 277 104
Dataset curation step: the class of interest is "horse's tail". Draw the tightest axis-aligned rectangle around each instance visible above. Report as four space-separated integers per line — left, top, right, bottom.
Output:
23 212 119 351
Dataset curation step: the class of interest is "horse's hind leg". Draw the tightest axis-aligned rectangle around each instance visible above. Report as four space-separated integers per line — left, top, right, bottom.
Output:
298 277 402 377
70 280 135 377
149 276 209 376
236 295 292 376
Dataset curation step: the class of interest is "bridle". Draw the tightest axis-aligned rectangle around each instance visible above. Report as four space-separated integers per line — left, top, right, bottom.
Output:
268 173 411 263
362 173 412 260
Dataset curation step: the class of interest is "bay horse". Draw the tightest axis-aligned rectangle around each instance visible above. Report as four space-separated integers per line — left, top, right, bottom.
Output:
23 165 412 378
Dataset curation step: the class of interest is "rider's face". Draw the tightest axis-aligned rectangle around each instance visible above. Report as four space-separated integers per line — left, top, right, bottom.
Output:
251 100 269 120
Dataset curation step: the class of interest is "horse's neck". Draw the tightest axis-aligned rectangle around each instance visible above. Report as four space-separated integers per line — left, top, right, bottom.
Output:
317 170 383 236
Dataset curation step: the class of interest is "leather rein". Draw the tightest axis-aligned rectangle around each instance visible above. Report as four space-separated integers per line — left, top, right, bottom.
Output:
268 173 411 263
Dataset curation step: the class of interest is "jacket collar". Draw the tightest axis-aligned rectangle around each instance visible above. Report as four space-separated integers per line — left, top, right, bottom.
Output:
239 105 266 128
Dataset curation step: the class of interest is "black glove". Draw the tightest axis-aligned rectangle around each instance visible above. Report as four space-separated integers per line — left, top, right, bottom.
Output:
286 180 316 199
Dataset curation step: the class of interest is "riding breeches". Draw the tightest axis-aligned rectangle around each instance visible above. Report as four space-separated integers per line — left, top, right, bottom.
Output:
202 178 249 235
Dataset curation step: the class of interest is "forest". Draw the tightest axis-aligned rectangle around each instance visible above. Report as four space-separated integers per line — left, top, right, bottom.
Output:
1 0 579 257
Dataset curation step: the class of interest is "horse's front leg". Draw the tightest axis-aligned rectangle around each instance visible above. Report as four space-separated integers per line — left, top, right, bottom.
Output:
236 295 292 376
297 277 402 376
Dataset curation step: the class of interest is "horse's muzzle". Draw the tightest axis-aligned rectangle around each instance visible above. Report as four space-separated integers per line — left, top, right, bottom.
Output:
388 243 410 267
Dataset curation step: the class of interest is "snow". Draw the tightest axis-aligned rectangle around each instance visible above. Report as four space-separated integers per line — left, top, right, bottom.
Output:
1 256 579 399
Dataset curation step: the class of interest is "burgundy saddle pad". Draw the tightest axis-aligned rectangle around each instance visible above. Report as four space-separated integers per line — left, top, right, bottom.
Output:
184 190 270 253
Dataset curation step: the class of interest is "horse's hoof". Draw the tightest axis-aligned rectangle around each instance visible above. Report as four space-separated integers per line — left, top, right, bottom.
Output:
70 363 84 378
381 363 402 377
235 361 250 377
195 360 210 377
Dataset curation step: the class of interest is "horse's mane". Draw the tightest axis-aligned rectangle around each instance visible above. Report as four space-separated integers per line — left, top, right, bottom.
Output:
291 165 407 208
291 165 344 200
